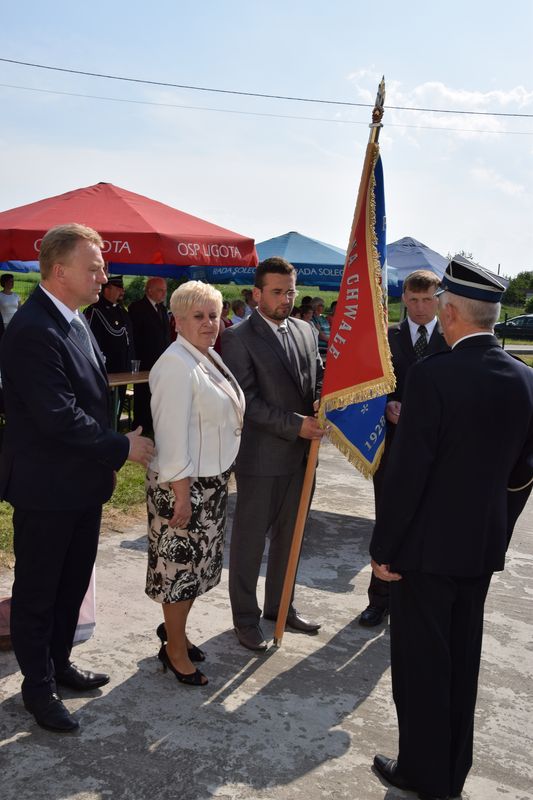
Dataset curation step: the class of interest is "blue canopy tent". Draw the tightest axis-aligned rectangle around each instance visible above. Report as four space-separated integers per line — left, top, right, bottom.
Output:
108 263 193 279
191 231 346 290
0 260 40 273
200 233 446 296
386 236 447 297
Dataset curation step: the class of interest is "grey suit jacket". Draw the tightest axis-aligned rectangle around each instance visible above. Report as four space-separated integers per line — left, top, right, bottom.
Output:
221 311 323 476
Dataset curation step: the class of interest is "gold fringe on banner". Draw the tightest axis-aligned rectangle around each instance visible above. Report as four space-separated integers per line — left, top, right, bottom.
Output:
326 424 385 479
318 148 395 478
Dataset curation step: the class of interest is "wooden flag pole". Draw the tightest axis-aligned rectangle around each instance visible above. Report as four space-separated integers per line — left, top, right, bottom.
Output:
273 78 386 647
273 438 320 645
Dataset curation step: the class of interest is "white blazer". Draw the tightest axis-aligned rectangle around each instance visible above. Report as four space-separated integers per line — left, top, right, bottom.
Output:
149 337 245 483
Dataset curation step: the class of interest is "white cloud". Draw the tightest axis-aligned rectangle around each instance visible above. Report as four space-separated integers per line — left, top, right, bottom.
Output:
470 165 526 197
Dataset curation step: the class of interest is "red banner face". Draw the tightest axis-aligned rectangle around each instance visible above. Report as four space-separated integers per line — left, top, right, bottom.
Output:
322 184 387 400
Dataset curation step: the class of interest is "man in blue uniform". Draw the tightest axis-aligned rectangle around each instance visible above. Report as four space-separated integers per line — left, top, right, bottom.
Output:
370 256 533 800
360 270 448 627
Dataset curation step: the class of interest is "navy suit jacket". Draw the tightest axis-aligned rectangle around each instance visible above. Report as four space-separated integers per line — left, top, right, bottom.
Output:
221 311 323 476
388 318 448 403
370 335 533 576
0 286 129 511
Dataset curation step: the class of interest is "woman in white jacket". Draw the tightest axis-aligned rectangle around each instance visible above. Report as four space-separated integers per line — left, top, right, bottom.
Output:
145 281 245 687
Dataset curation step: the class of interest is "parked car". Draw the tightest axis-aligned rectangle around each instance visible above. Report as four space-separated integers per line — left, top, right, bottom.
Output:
494 314 533 340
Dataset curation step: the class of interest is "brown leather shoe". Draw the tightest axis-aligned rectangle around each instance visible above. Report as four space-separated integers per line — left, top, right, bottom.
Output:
234 624 268 651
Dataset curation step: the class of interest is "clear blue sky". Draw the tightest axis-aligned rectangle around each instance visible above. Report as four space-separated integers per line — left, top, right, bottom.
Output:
2 0 532 276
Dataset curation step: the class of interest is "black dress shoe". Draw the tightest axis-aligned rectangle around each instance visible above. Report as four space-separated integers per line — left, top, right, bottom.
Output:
359 604 388 627
373 755 412 791
234 624 268 651
24 693 79 733
264 610 321 633
56 663 110 691
373 754 449 800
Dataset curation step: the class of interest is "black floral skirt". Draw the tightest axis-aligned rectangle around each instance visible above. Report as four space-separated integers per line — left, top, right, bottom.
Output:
145 467 231 603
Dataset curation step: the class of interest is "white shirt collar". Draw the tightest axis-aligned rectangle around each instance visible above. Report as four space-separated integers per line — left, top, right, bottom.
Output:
39 284 79 324
407 315 437 346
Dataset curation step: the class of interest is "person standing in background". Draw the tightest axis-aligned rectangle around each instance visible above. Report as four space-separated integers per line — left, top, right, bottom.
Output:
310 297 330 362
0 274 21 328
84 274 135 373
128 277 171 434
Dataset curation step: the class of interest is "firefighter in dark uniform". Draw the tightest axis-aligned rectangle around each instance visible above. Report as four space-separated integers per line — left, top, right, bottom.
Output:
85 275 135 421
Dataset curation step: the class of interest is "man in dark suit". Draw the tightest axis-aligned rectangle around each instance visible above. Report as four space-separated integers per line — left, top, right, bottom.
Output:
0 224 153 733
222 258 325 651
360 270 449 627
369 256 533 800
128 277 171 433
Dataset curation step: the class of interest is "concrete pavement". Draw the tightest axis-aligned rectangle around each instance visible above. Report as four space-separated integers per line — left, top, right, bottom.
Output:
1 441 532 800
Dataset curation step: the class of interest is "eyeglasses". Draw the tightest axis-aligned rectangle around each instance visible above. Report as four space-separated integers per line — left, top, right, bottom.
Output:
261 289 299 299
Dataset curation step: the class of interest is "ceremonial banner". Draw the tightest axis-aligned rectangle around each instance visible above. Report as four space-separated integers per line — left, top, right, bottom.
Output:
273 79 391 646
319 148 394 477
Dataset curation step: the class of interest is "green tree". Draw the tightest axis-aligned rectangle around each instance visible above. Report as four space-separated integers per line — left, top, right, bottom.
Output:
524 295 533 314
503 271 533 306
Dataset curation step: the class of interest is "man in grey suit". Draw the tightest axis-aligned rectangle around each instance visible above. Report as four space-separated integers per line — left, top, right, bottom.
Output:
222 258 325 651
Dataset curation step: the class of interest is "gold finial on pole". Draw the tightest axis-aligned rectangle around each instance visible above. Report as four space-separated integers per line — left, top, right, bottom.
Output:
370 76 386 142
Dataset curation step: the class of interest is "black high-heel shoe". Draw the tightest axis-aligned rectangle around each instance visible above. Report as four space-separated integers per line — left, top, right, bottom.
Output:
157 645 208 686
156 623 206 662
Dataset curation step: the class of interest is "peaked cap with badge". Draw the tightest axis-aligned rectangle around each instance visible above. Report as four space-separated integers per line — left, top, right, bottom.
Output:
436 254 507 303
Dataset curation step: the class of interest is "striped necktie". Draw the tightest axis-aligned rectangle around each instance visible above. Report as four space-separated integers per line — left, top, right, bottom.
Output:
71 316 98 365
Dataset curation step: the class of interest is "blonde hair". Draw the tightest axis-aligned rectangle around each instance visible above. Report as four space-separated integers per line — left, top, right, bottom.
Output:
39 223 103 279
170 281 223 318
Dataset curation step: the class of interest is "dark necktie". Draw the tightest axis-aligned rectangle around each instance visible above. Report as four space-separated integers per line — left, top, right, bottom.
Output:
278 326 300 383
70 316 98 365
413 325 428 360
157 303 167 326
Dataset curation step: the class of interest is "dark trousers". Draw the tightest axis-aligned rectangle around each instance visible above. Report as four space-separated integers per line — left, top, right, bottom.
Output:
367 444 390 609
132 383 153 435
229 465 307 626
390 571 492 798
367 570 390 609
10 506 102 704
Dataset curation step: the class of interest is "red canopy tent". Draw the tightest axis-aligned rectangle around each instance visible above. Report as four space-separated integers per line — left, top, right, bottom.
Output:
0 182 258 269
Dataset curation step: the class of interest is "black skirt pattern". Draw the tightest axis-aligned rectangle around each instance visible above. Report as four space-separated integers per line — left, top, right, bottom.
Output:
145 467 231 603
